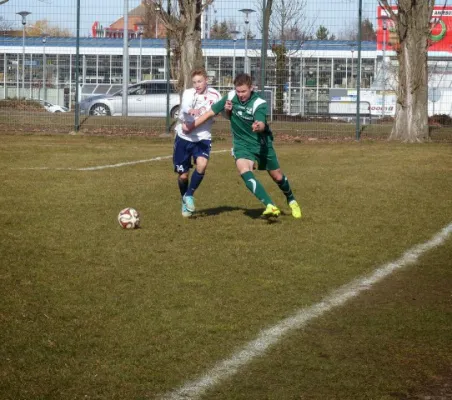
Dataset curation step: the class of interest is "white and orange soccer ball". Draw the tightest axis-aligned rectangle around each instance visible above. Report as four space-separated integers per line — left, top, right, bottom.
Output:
117 207 140 229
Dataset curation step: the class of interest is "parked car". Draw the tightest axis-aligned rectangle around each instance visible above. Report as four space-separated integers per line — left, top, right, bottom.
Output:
79 80 180 118
39 100 69 113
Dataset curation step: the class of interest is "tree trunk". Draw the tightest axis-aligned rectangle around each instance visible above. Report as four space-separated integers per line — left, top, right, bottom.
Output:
178 30 203 90
145 0 205 91
272 44 286 115
380 0 434 142
391 33 429 142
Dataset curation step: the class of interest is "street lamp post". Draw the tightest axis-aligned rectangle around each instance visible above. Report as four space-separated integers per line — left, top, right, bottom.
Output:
382 18 388 118
155 5 161 38
230 28 240 80
136 23 144 82
350 43 356 88
17 11 31 97
122 0 129 116
42 34 48 101
239 8 255 75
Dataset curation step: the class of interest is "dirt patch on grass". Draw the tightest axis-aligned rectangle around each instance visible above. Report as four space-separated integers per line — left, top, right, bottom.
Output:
401 373 452 399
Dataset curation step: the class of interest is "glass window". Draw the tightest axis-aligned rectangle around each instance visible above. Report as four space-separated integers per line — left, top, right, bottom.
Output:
333 59 347 88
361 58 375 88
290 58 301 86
206 57 219 85
318 58 331 88
141 55 152 80
144 82 177 94
219 57 233 87
57 55 71 84
304 58 318 87
111 55 123 83
84 55 98 83
108 84 122 94
152 56 164 79
81 84 97 94
93 85 111 94
128 84 146 95
97 55 110 82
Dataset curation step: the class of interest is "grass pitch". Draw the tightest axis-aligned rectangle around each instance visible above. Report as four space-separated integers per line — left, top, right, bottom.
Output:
0 134 451 400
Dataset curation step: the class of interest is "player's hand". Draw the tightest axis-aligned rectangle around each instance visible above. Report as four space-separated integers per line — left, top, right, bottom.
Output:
182 121 195 132
188 108 201 116
252 121 265 132
225 100 232 112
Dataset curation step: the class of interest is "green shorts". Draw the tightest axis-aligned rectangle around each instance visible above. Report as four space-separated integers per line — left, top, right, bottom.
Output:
232 144 280 171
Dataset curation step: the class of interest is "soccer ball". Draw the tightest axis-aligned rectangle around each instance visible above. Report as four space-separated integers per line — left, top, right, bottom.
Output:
117 207 140 229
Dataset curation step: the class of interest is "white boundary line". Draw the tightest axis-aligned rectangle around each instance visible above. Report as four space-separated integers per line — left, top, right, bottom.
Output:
160 222 452 400
17 149 230 171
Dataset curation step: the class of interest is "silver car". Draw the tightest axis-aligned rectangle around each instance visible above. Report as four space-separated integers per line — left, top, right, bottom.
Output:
79 80 180 118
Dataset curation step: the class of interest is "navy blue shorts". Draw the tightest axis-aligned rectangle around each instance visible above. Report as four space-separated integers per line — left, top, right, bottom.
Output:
173 135 211 173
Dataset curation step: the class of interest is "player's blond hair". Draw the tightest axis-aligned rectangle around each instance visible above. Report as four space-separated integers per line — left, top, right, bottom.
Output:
191 68 208 79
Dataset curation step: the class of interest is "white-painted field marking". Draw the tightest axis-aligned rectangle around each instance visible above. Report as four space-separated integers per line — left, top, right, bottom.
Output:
17 149 230 171
161 222 452 400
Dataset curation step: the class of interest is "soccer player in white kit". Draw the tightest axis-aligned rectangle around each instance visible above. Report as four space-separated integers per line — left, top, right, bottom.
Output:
173 68 221 217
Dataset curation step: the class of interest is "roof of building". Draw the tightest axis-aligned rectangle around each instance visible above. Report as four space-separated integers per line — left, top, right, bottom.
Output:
0 36 377 51
108 0 146 30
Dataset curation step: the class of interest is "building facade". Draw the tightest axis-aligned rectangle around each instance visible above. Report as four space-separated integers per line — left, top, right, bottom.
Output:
1 36 451 116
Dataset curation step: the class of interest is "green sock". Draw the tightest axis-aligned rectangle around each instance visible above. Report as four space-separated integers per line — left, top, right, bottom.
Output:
241 171 273 206
277 175 295 203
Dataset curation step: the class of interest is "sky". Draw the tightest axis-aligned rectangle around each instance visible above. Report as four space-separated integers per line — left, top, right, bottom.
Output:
1 0 379 38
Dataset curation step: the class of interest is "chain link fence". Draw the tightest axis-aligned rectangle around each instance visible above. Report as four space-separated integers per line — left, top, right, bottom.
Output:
1 0 451 140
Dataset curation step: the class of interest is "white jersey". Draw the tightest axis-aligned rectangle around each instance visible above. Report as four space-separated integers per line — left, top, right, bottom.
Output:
175 87 221 142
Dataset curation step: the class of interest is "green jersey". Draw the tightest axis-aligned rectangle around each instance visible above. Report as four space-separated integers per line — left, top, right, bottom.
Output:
211 90 273 150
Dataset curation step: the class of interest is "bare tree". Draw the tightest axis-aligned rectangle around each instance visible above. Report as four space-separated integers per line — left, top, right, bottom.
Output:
337 18 376 41
265 0 308 41
143 0 212 91
256 0 311 114
210 19 238 39
27 19 71 37
0 16 12 31
378 0 435 142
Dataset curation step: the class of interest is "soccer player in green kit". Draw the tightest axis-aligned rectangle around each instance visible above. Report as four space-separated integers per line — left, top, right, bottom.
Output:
183 73 302 219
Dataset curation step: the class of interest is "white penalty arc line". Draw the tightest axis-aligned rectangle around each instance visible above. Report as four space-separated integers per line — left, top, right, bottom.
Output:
17 149 230 171
160 222 452 400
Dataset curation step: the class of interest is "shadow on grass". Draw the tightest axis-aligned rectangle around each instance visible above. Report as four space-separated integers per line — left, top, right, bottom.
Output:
195 206 282 224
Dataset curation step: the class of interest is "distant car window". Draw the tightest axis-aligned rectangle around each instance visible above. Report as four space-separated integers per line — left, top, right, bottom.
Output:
147 82 178 94
108 85 122 94
150 83 167 94
128 85 145 95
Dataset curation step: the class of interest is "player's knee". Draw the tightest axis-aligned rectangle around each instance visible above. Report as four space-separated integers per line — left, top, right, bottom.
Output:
196 158 208 173
178 173 189 182
269 169 283 182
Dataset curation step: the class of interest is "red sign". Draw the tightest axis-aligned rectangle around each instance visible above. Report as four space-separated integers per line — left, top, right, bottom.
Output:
377 6 452 53
91 21 99 38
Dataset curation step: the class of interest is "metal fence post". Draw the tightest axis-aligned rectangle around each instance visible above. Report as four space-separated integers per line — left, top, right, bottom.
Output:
355 0 363 141
74 0 80 132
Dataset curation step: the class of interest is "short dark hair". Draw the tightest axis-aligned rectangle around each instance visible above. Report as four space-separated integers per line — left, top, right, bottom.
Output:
233 73 253 87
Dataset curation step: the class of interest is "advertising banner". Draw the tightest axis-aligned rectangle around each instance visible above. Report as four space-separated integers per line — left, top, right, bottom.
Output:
377 6 452 53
